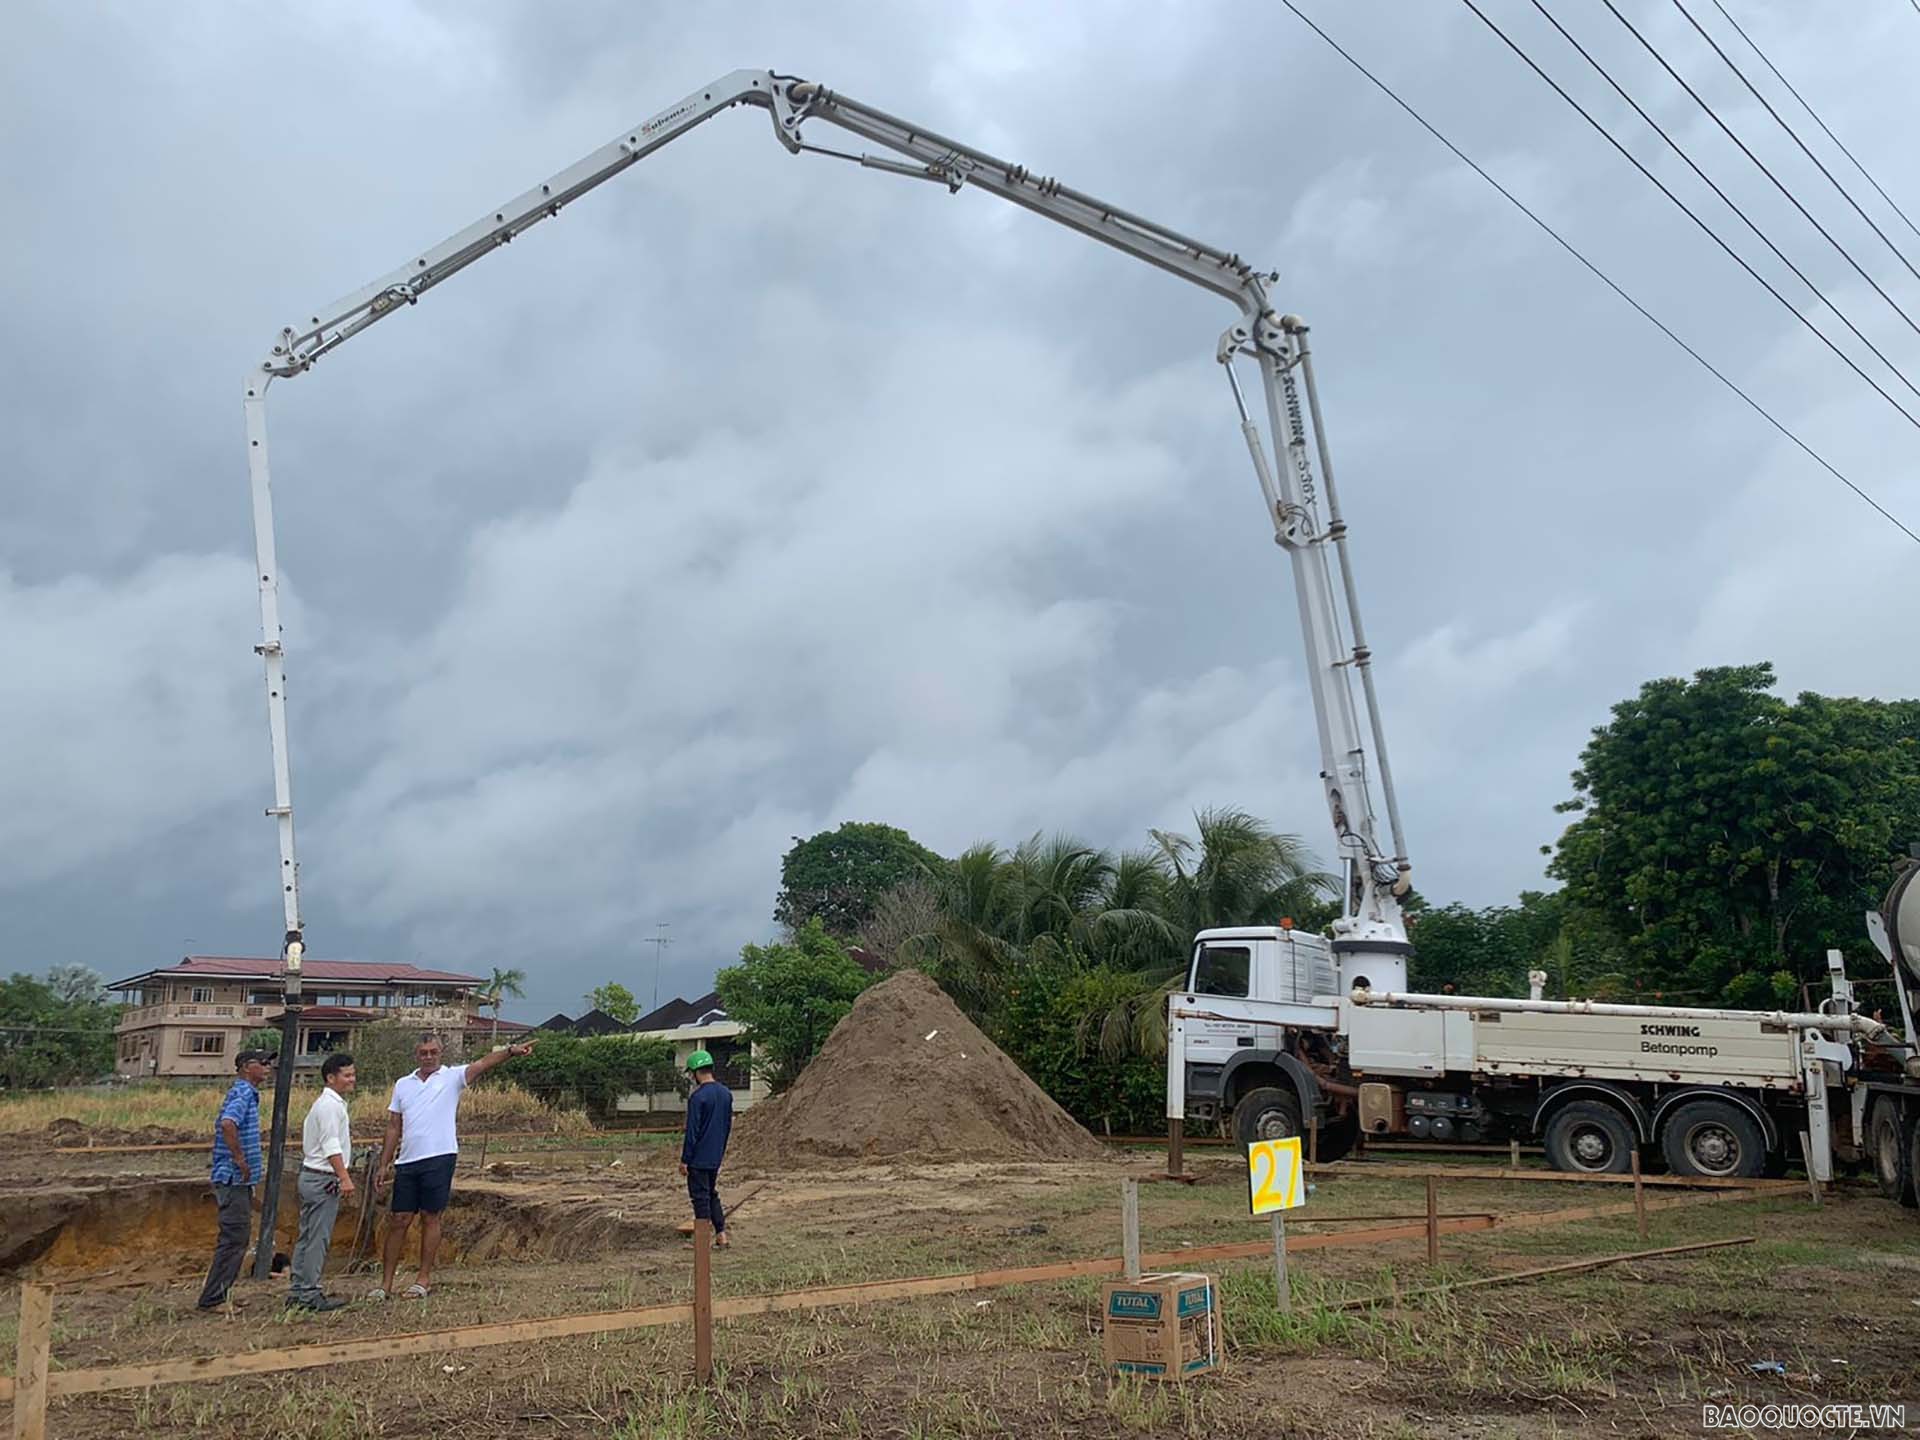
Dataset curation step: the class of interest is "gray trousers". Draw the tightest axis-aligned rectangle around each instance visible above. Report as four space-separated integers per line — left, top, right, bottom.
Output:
197 1182 254 1308
288 1168 343 1302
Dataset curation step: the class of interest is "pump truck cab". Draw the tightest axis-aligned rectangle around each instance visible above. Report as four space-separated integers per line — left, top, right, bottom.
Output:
1169 863 1920 1187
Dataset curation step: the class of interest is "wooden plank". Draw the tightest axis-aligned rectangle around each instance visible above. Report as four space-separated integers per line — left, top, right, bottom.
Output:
692 1220 713 1385
678 1184 764 1237
30 1179 1798 1402
13 1283 51 1440
1332 1235 1753 1311
47 1301 696 1397
1307 1161 1788 1189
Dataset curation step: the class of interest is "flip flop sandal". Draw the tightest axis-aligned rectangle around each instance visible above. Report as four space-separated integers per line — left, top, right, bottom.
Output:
402 1283 431 1299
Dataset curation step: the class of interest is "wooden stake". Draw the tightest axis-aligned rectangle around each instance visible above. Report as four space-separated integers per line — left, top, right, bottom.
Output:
1333 1235 1753 1311
1799 1131 1822 1208
1509 1137 1521 1168
1121 1179 1141 1280
1166 1119 1184 1179
1631 1150 1648 1240
1424 1176 1439 1266
1270 1213 1291 1316
692 1218 713 1384
14 1282 52 1440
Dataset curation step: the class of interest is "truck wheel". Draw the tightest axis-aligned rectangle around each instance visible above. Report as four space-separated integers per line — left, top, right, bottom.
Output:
1908 1113 1920 1210
1311 1117 1359 1163
1543 1101 1635 1174
1233 1087 1302 1149
1661 1099 1766 1180
1868 1100 1916 1206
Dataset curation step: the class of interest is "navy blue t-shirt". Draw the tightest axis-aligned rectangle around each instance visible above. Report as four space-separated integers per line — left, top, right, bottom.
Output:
682 1080 733 1169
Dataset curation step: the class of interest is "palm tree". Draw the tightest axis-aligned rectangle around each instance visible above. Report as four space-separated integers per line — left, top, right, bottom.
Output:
480 966 527 1044
1092 808 1338 1058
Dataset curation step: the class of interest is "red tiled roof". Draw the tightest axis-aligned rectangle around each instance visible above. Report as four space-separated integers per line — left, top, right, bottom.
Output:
108 955 483 990
463 1017 532 1034
277 1006 377 1023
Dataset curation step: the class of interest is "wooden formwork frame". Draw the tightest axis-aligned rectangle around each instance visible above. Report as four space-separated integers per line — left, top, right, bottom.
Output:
1 1171 1801 1436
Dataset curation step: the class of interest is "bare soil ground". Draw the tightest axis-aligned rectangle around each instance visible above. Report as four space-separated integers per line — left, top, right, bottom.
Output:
2 1141 1916 1438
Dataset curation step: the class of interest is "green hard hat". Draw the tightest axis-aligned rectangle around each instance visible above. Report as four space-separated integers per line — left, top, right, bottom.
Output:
685 1048 714 1072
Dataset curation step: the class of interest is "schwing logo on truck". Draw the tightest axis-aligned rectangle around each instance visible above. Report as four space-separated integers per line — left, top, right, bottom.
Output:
1639 1022 1718 1059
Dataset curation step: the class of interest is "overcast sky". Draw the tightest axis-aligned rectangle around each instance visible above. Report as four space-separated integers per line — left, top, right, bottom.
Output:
6 2 1918 1020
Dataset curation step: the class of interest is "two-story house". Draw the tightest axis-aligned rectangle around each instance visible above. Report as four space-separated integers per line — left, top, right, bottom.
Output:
109 956 526 1079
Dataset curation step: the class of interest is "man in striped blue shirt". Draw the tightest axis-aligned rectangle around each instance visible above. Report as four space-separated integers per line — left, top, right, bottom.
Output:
197 1048 273 1311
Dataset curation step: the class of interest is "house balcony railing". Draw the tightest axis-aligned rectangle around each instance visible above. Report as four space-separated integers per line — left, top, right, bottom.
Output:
117 1003 268 1029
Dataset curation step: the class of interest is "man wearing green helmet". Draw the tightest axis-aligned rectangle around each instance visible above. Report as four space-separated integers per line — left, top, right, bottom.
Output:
679 1048 734 1249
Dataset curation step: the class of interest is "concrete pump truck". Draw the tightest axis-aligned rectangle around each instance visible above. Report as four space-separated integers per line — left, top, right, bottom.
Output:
236 72 1919 1220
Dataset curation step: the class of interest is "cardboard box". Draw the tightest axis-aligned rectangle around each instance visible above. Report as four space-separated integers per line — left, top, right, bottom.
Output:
1100 1272 1219 1380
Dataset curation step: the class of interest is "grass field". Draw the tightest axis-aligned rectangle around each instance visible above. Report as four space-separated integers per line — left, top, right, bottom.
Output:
4 1146 1917 1438
0 1082 590 1139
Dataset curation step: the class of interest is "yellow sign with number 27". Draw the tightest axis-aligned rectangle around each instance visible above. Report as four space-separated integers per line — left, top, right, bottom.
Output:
1247 1135 1305 1215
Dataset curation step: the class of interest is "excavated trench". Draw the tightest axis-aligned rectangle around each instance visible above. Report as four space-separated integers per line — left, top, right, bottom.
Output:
0 1177 676 1284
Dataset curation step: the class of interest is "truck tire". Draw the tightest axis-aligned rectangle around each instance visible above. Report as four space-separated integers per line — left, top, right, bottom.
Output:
1311 1116 1359 1163
1908 1113 1920 1211
1233 1087 1302 1149
1660 1099 1766 1180
1868 1100 1916 1207
1543 1100 1635 1174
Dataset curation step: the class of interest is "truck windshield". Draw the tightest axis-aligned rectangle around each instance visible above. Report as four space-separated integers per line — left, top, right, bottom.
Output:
1191 944 1251 998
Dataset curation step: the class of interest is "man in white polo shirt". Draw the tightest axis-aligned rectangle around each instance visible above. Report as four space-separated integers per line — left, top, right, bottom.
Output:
368 1031 534 1301
287 1051 356 1311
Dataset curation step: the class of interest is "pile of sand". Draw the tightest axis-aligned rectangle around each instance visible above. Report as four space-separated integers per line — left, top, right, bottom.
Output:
729 969 1107 1167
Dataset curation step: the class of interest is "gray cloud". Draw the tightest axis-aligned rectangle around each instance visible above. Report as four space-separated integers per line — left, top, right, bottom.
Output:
5 1 1917 1014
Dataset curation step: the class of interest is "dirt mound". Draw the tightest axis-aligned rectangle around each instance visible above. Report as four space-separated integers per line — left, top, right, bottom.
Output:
16 1118 199 1150
729 970 1107 1167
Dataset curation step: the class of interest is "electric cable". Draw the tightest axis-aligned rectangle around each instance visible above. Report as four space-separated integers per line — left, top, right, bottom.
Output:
1272 0 1920 546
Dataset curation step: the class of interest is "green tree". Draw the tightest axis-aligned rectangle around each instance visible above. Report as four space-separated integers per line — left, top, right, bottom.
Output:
775 821 945 937
0 971 118 1088
715 919 876 1091
502 1034 675 1119
586 982 640 1025
243 1026 283 1055
480 966 527 1042
1090 809 1339 1057
1549 663 1920 1007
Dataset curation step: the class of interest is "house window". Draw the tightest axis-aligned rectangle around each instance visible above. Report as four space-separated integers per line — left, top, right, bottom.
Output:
303 1029 349 1055
190 987 214 1004
1191 945 1252 999
185 1033 225 1055
249 990 280 1006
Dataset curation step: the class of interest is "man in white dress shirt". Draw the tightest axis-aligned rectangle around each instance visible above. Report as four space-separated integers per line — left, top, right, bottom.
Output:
287 1052 357 1311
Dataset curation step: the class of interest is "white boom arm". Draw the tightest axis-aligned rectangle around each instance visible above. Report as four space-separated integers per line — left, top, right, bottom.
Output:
243 70 1412 975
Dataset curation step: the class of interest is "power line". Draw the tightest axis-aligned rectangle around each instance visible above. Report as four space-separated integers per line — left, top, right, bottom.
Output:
1623 1 1920 333
1708 0 1920 247
1270 0 1920 547
1458 0 1920 436
1674 0 1920 286
1526 0 1920 408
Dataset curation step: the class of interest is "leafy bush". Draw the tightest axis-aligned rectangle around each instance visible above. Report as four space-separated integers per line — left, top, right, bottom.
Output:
994 957 1167 1136
502 1034 677 1119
